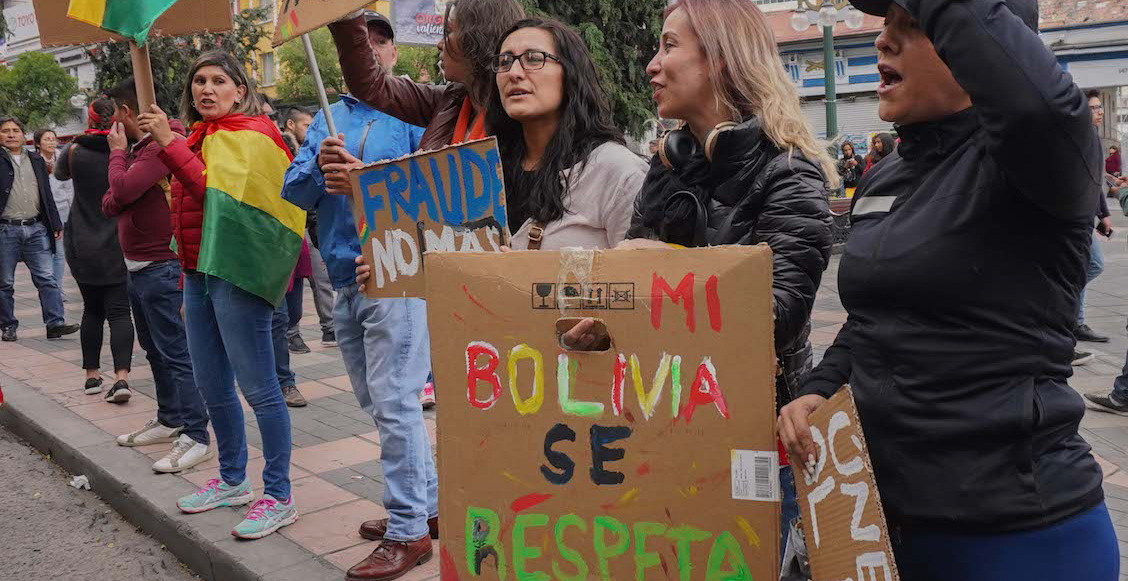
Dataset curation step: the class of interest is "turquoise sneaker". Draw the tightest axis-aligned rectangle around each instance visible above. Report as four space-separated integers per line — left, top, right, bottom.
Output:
231 495 298 540
177 478 254 514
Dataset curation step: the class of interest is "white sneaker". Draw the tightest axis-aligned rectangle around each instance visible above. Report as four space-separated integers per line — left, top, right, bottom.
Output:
153 434 213 474
117 418 181 447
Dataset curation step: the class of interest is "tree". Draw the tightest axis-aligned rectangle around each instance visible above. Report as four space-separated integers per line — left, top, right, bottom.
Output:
0 52 79 128
393 46 440 84
276 28 343 106
88 6 271 115
518 0 664 135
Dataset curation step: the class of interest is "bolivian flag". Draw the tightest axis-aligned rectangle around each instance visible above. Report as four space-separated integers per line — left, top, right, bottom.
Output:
67 0 178 45
187 115 305 307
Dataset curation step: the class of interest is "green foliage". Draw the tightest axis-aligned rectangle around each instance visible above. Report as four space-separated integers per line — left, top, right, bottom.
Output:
518 0 664 135
393 46 441 84
0 52 79 128
276 28 343 106
88 7 271 116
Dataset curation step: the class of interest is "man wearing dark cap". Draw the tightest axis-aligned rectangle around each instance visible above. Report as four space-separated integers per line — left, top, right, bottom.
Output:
281 11 436 581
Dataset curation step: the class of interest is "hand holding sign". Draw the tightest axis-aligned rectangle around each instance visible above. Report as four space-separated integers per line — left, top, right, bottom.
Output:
792 387 900 581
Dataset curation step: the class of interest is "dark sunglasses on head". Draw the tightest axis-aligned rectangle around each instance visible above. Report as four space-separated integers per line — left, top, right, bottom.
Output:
491 50 561 74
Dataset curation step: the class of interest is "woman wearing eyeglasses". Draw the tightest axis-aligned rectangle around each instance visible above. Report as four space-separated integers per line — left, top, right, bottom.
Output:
487 18 646 250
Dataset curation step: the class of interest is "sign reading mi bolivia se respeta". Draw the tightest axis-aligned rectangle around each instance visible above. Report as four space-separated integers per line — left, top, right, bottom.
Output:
349 137 508 298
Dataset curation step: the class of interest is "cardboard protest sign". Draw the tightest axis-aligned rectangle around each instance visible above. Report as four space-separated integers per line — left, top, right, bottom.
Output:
795 387 900 581
350 137 507 298
427 246 780 580
34 0 232 47
273 0 374 46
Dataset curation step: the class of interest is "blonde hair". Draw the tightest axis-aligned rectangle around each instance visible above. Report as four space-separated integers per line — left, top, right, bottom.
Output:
668 0 839 187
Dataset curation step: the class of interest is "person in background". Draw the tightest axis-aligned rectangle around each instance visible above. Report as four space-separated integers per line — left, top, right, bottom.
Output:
837 141 865 189
273 241 311 407
0 116 77 343
146 51 303 540
1073 90 1113 350
1108 145 1121 177
279 106 337 353
35 129 73 301
54 98 134 403
778 0 1118 576
609 0 833 570
285 11 431 580
863 131 895 174
103 77 213 474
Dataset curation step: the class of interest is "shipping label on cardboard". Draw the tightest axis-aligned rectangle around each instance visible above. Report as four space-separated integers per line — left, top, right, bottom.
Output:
795 387 900 581
426 246 780 581
350 137 508 298
272 0 373 46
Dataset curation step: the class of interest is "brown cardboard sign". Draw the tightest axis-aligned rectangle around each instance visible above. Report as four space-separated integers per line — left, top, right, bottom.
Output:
350 137 508 298
272 0 373 46
426 246 780 581
34 0 233 47
795 387 900 581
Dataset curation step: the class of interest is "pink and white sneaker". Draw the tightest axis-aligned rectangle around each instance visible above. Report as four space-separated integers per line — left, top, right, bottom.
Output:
420 382 436 410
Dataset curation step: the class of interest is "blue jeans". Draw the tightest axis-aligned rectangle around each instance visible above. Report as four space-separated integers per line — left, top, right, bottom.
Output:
334 284 437 541
272 297 295 389
129 261 210 445
183 273 292 500
52 236 65 298
779 465 798 562
892 502 1118 580
1079 232 1105 325
0 221 64 330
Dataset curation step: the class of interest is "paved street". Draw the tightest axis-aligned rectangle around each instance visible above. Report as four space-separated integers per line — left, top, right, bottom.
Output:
4 208 1128 579
0 423 198 581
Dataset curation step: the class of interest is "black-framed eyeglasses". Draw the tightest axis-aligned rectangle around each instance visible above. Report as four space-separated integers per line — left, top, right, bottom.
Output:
491 50 561 74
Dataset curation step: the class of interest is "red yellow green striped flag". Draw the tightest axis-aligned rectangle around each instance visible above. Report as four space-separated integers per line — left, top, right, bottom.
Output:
187 115 305 307
67 0 178 45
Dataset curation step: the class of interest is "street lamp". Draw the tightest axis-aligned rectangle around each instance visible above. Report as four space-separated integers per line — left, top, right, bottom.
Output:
791 0 865 139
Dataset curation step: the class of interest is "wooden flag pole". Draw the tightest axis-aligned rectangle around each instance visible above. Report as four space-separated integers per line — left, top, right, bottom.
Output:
301 33 338 136
128 41 158 112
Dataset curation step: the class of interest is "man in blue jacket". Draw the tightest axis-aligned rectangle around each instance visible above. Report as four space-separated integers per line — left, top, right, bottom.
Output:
280 12 435 581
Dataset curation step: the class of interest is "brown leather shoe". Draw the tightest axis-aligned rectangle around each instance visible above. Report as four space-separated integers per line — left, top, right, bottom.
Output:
346 538 432 581
359 516 439 541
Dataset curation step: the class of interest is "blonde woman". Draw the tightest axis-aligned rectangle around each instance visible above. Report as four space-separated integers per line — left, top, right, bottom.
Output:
620 0 834 566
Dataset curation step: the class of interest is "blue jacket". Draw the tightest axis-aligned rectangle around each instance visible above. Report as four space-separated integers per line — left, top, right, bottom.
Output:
282 95 423 289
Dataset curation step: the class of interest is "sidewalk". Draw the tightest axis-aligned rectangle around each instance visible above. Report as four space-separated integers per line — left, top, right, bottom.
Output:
2 211 1128 579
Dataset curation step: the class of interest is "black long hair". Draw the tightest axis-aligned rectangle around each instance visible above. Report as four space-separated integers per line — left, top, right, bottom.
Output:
486 18 624 225
869 133 896 163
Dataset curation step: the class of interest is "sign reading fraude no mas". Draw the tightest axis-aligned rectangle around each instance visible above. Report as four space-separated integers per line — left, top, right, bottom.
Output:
795 387 900 581
349 137 508 298
427 246 781 580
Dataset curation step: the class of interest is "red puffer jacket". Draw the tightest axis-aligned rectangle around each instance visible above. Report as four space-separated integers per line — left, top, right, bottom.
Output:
158 131 207 270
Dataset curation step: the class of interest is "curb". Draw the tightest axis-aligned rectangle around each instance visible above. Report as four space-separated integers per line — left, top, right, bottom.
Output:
0 372 342 581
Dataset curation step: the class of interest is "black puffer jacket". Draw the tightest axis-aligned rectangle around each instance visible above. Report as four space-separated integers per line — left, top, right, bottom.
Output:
628 119 833 406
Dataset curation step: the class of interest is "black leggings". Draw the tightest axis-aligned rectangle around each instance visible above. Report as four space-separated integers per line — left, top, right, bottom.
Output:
77 282 134 372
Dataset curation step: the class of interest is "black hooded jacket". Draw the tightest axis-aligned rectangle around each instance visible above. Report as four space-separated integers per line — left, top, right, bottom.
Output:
799 0 1104 533
628 119 833 405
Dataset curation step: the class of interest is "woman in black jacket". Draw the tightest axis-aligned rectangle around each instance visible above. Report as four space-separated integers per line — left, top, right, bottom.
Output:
579 0 833 565
779 0 1118 578
56 97 134 403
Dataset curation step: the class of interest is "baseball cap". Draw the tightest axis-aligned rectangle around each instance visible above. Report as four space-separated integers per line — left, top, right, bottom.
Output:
847 0 1038 31
363 10 395 39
